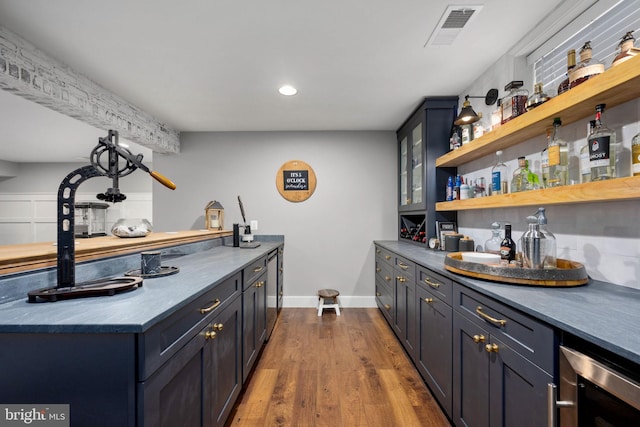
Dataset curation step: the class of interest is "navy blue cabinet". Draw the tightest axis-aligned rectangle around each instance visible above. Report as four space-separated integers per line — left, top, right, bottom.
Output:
375 247 395 324
397 97 458 244
374 244 556 427
393 255 416 358
242 255 268 382
416 267 453 417
452 283 554 427
140 294 242 427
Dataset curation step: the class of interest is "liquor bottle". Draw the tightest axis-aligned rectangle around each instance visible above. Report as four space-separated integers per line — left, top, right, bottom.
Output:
446 176 454 201
499 224 516 262
612 31 639 67
461 124 473 145
588 104 619 181
490 99 502 131
557 49 576 95
569 41 604 89
511 157 539 192
491 150 508 195
472 112 485 139
547 118 568 187
632 132 640 177
580 120 595 183
527 83 550 109
459 178 471 200
511 157 529 192
501 81 528 124
484 222 502 255
454 174 462 200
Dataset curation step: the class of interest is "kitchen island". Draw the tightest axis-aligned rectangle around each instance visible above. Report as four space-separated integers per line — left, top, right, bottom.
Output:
0 235 284 427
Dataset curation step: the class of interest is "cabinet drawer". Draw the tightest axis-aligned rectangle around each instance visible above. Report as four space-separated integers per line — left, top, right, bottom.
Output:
394 255 415 279
417 266 452 306
243 255 268 290
375 276 393 324
375 260 394 287
138 272 242 381
453 283 554 373
375 246 394 268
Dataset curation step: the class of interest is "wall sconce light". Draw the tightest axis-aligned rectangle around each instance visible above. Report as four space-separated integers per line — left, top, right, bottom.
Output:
454 89 499 125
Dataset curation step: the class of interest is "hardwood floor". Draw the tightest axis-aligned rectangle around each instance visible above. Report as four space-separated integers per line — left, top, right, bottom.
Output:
226 308 451 427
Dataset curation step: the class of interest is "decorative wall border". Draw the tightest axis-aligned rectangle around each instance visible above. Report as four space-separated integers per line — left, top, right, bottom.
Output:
0 25 179 154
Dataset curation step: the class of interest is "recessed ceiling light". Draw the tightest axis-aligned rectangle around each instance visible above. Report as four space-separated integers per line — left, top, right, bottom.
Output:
278 85 298 96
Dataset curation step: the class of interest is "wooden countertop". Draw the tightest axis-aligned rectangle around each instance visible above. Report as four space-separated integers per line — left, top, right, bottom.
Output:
0 230 232 275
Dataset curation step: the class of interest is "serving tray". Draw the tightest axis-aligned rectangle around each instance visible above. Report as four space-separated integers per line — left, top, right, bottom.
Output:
444 252 588 287
27 276 143 302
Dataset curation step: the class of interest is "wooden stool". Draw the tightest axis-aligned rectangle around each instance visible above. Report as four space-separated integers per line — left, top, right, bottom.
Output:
317 289 340 316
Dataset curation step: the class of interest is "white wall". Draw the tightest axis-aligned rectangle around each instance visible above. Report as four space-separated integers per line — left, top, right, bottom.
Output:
457 53 640 289
153 131 398 307
0 162 153 244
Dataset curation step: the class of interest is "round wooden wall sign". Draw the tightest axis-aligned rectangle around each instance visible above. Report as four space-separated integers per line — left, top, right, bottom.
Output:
276 160 317 202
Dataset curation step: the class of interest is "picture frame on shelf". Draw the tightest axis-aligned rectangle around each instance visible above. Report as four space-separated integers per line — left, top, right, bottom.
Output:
436 221 458 251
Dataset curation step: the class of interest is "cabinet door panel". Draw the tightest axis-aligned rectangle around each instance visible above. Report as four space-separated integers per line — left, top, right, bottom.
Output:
243 271 267 382
489 336 552 427
140 329 206 427
453 312 490 427
205 296 243 427
416 285 453 417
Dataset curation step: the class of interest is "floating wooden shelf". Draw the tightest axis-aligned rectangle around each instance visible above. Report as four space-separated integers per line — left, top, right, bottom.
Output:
436 54 640 168
436 176 640 211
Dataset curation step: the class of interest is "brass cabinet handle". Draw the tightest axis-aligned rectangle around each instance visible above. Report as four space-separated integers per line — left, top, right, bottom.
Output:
398 262 409 270
376 267 382 273
205 331 217 340
384 304 391 310
396 276 407 283
280 268 283 273
376 249 381 254
424 297 434 304
255 281 265 288
376 292 382 297
279 291 283 296
423 278 440 289
476 306 507 327
200 298 221 314
253 266 263 273
384 276 391 282
385 255 391 261
473 334 486 343
485 343 499 353
212 323 224 331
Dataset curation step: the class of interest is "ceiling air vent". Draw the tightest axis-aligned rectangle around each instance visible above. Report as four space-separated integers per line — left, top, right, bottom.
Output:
425 5 483 46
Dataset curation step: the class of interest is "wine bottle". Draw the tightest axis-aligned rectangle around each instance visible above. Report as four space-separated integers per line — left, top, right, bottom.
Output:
499 224 516 262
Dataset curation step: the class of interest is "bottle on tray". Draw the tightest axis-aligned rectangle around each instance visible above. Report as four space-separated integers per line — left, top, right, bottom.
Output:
499 223 516 263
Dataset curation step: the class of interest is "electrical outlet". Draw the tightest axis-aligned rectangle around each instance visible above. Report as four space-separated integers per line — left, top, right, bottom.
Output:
250 220 258 231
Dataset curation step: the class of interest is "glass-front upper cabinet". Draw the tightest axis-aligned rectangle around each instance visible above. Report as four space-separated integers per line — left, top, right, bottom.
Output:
398 117 425 211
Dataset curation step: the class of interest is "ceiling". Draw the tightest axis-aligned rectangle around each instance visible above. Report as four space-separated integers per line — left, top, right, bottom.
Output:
0 0 565 163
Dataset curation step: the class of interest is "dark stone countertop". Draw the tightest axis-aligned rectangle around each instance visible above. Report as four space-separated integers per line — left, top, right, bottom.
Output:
375 240 640 366
0 240 283 334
